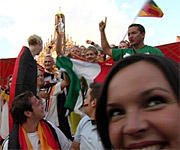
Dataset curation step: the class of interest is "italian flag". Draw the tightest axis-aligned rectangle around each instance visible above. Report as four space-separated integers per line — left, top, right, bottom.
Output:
56 56 114 112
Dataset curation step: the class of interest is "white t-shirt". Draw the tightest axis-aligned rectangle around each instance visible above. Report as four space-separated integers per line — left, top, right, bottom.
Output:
2 121 72 150
74 115 104 150
27 131 40 149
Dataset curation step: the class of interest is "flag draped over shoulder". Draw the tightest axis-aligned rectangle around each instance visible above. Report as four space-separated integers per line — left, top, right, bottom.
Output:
138 0 163 17
56 56 114 112
8 120 60 149
9 46 37 132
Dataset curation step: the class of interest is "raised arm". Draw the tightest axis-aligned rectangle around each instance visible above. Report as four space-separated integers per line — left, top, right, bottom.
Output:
99 17 112 57
86 40 102 50
61 72 70 90
55 25 64 56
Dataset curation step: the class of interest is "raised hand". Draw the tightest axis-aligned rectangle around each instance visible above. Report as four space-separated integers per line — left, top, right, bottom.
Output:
55 24 59 34
99 16 107 31
55 24 64 35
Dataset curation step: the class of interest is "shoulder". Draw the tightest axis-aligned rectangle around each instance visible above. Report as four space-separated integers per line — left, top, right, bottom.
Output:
144 45 164 55
112 48 132 52
145 45 157 49
45 120 72 149
76 116 91 132
74 116 91 142
20 46 31 55
112 48 133 60
78 115 90 125
46 120 59 129
45 120 67 138
17 46 34 62
1 136 9 150
144 45 160 51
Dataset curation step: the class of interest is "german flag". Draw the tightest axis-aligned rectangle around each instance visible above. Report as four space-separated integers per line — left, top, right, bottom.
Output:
9 46 37 132
138 0 163 17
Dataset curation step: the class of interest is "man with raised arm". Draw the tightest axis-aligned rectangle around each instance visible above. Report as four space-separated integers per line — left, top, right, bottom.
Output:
55 25 115 115
99 17 164 60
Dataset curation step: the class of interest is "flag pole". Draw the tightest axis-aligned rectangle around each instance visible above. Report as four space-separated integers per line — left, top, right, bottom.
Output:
122 15 138 41
122 0 150 41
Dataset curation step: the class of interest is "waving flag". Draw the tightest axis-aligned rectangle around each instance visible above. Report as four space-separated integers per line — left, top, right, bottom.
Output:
56 56 114 112
138 0 163 17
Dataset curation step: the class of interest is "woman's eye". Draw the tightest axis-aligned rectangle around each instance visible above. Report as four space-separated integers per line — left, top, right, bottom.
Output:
108 109 125 119
146 96 166 107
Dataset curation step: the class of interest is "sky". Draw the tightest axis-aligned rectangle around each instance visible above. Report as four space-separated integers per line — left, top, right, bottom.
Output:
0 0 179 58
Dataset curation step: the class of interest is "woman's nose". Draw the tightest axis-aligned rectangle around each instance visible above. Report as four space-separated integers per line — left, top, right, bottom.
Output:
123 112 149 136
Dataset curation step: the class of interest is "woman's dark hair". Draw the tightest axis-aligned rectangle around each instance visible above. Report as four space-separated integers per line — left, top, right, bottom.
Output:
96 54 179 149
10 91 34 125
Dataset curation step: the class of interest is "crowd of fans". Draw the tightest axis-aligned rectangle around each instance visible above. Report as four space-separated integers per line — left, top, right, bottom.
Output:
0 17 179 150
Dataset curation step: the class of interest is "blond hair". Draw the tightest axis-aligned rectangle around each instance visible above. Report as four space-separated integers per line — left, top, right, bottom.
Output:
27 34 42 46
86 46 98 55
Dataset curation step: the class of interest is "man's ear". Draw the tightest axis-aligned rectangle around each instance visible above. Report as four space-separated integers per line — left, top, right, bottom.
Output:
91 99 97 108
142 32 145 39
24 111 32 118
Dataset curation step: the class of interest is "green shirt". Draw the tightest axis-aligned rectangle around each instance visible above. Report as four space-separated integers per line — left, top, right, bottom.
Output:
112 45 164 61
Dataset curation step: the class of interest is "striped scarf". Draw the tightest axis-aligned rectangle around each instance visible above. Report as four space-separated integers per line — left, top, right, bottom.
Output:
8 119 61 149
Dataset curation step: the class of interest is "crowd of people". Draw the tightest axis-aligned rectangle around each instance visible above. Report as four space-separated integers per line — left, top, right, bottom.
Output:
0 17 179 150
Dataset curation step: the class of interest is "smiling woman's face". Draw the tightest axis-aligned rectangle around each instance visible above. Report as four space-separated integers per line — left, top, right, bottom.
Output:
106 61 179 150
